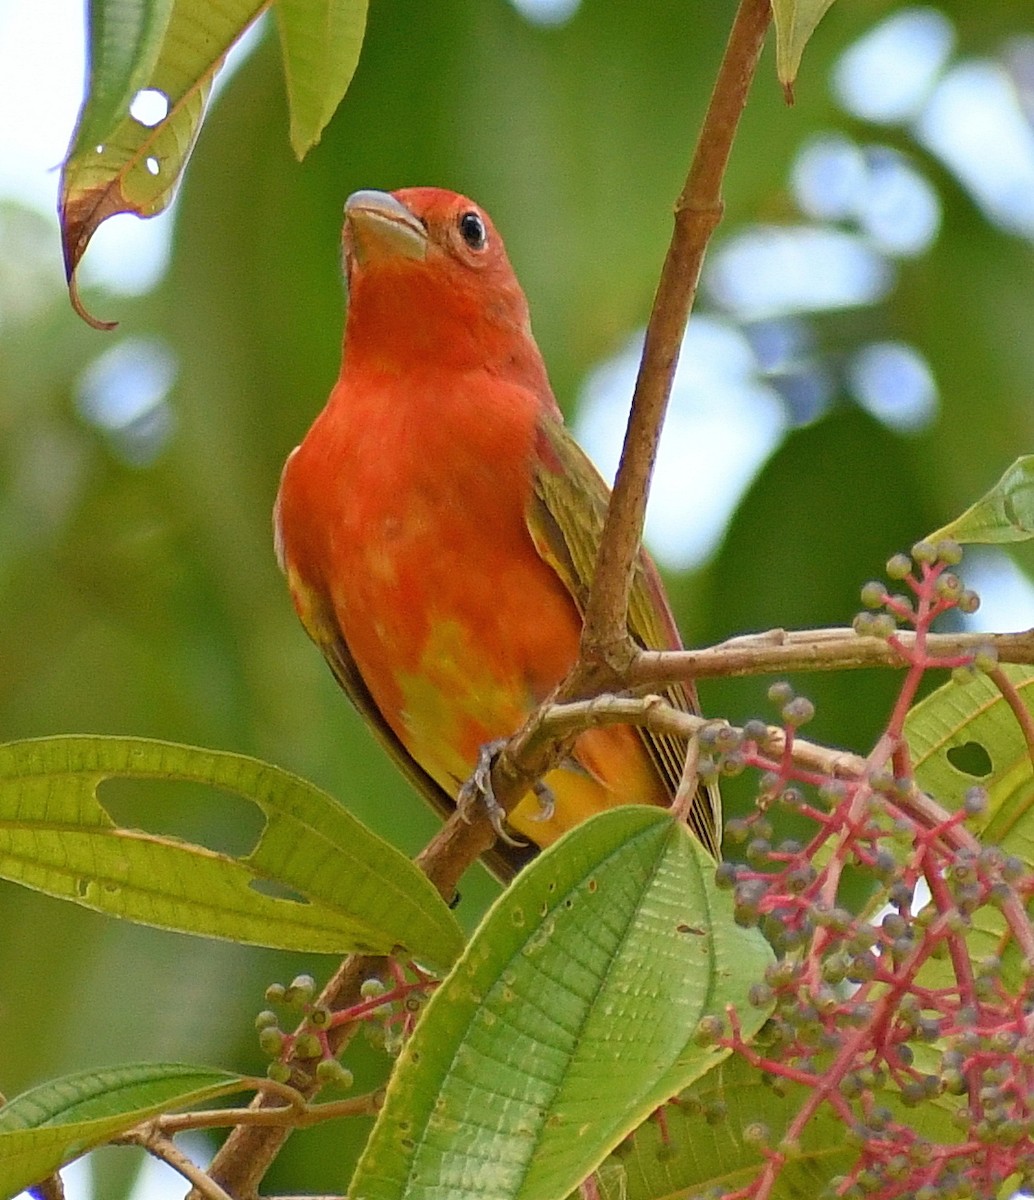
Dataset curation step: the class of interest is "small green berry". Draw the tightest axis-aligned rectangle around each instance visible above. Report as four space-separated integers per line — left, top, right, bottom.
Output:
859 580 886 608
294 1032 323 1060
258 1027 286 1057
308 1005 332 1029
958 589 981 614
315 1059 354 1088
767 681 794 706
781 696 815 727
264 982 286 1005
267 1061 292 1084
255 1009 279 1031
911 540 937 565
886 553 912 579
936 539 963 565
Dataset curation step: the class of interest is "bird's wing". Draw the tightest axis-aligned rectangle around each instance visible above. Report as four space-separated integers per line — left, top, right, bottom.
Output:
274 477 532 882
526 410 721 858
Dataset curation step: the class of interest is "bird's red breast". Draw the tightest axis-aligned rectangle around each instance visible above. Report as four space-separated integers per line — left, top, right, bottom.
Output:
275 187 715 863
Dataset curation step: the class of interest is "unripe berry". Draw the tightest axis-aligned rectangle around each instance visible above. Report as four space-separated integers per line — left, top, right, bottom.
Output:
958 588 980 614
781 697 815 727
767 681 794 706
294 1032 323 1060
886 553 911 579
258 1027 286 1057
315 1059 354 1088
742 718 770 744
267 1061 292 1084
859 581 886 608
936 539 963 565
911 540 937 565
264 982 286 1005
255 1010 279 1031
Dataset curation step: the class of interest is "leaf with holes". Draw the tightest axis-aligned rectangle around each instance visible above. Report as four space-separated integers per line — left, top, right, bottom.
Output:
0 736 463 969
0 1062 244 1200
926 456 1034 545
60 0 267 326
275 0 369 159
907 665 1034 985
349 806 774 1200
771 0 838 95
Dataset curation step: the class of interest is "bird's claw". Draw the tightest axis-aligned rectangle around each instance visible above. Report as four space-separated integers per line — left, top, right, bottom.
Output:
529 778 556 823
458 740 526 847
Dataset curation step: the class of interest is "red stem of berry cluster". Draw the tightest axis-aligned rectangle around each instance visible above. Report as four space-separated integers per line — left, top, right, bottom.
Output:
714 549 1034 1199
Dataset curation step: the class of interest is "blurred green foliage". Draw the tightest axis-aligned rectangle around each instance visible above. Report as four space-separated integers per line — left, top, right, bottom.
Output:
2 0 1034 1193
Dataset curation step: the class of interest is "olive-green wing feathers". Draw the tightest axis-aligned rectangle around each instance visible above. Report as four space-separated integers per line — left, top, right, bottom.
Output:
527 411 722 859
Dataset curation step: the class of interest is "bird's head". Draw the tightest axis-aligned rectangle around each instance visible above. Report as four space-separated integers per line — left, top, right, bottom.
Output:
340 188 538 371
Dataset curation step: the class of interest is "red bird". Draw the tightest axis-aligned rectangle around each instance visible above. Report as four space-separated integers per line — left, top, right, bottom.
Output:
274 188 719 876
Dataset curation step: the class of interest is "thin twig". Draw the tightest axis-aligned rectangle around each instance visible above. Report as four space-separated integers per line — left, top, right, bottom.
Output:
990 666 1034 771
154 1091 378 1135
120 1132 233 1200
198 4 775 1196
631 627 1034 685
578 0 772 670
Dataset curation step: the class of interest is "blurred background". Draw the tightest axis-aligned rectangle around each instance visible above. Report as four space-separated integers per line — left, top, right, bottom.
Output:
3 0 1034 1195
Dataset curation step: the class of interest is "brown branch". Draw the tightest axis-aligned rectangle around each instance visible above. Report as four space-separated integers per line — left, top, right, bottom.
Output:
198 805 498 1200
196 5 775 1197
505 692 869 783
120 1131 234 1200
577 0 772 672
630 627 1034 685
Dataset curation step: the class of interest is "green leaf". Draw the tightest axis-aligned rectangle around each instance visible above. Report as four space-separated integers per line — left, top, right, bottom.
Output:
349 806 774 1200
771 0 838 94
0 736 463 969
0 1062 243 1200
60 0 267 317
275 0 369 159
907 665 1034 847
907 666 1034 984
71 0 176 163
596 1054 852 1199
926 456 1034 545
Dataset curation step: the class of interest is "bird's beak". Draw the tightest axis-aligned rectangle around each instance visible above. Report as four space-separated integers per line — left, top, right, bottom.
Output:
344 190 428 264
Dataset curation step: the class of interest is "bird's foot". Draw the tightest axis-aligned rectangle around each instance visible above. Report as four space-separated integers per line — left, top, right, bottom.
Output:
458 739 528 848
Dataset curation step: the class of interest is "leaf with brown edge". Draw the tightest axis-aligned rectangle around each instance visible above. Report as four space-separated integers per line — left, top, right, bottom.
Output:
60 0 268 328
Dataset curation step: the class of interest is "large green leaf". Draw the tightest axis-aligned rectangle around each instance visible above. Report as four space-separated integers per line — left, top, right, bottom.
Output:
349 806 774 1200
275 0 369 159
595 1055 852 1200
0 736 463 969
0 1063 243 1200
925 456 1034 545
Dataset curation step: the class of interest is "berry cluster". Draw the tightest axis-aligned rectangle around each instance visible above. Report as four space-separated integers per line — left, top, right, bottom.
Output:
256 962 436 1087
703 544 1034 1198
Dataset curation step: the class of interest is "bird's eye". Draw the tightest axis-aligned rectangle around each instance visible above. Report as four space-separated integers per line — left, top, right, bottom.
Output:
458 210 487 251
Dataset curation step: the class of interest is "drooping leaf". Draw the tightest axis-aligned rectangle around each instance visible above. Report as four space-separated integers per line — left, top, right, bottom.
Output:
60 0 267 323
275 0 369 159
349 806 774 1200
0 736 463 969
771 0 838 96
925 457 1034 546
0 1063 243 1200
